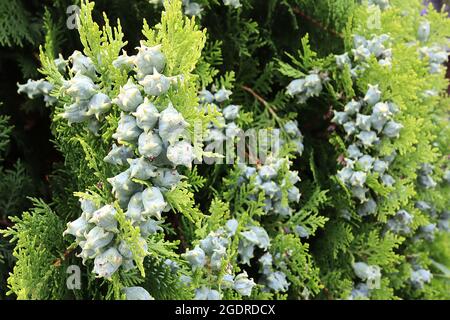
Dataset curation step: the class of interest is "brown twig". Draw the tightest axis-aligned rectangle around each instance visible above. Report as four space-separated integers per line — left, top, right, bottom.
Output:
170 213 188 251
241 85 280 122
53 247 76 267
323 287 333 300
292 6 344 39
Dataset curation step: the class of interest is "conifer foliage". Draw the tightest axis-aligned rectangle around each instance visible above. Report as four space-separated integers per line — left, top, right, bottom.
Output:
0 0 449 300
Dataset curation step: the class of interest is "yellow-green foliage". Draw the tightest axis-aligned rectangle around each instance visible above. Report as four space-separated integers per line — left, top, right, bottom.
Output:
1 199 67 299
